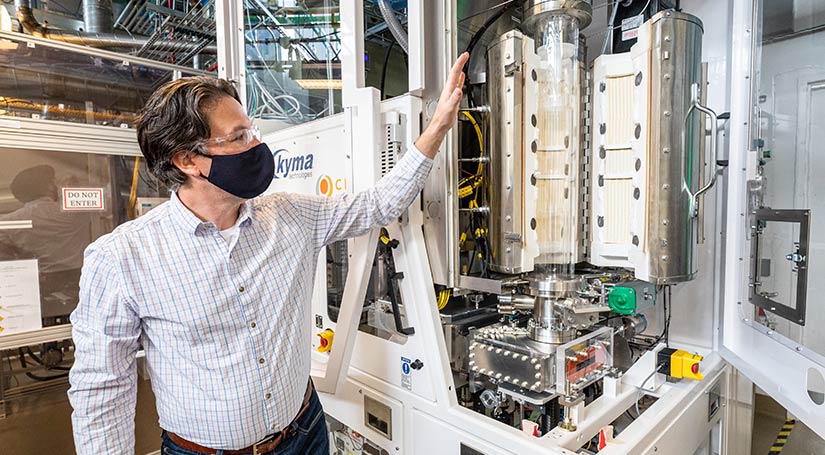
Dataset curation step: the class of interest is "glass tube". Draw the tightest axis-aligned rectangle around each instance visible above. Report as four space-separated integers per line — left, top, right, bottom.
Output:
533 13 580 277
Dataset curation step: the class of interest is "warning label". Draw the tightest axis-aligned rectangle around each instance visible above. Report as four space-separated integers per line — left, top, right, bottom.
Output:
621 14 644 41
62 188 105 211
401 357 412 391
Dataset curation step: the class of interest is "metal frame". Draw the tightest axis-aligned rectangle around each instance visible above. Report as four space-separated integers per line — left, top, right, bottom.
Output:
420 0 457 288
749 208 811 325
215 0 247 108
0 116 141 155
305 0 385 395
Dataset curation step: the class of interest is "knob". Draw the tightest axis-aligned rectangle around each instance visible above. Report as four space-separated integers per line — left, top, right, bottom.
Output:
316 329 334 353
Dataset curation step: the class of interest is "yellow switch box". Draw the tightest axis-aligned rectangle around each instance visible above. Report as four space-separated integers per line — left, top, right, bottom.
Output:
658 348 703 381
317 329 334 353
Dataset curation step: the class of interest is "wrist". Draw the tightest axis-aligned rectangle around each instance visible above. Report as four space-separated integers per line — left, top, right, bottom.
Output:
423 123 448 144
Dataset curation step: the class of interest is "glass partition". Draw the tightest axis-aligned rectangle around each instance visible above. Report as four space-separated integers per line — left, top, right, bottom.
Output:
0 31 205 128
0 147 170 328
749 0 825 360
244 0 343 123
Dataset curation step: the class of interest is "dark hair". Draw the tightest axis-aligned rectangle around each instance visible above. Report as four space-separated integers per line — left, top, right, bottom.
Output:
11 165 56 203
136 77 241 189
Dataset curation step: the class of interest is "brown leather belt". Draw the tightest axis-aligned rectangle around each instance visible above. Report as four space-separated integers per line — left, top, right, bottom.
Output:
167 381 314 455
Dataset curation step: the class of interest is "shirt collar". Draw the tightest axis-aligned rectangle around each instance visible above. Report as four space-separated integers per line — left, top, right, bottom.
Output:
169 192 254 235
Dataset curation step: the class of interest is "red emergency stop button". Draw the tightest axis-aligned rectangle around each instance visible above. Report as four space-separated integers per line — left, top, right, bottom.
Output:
317 329 334 353
691 363 699 374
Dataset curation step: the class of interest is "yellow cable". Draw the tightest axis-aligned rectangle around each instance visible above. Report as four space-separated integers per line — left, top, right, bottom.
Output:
127 156 141 220
460 111 484 175
437 289 451 310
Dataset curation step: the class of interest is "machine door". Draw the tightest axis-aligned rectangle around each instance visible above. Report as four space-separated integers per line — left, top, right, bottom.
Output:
721 0 825 436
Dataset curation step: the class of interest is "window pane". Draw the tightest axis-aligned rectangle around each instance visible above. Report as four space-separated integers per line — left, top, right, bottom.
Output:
0 148 170 326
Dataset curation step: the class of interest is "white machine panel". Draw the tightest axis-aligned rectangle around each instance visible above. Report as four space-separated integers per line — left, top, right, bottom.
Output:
720 0 825 437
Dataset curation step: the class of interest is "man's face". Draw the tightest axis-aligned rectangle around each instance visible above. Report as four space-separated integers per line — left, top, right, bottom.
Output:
191 96 261 178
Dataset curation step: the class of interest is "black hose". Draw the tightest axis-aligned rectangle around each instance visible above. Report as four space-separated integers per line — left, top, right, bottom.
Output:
462 0 519 107
18 347 72 379
380 40 396 100
26 372 69 381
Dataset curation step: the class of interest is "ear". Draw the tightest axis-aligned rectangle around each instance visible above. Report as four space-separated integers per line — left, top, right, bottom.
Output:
171 150 210 179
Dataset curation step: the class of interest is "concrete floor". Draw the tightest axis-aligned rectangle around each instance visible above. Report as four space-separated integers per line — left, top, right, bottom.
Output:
751 394 825 455
0 375 161 454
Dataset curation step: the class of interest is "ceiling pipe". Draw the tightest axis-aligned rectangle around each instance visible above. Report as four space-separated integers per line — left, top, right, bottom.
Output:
14 0 216 53
83 0 114 33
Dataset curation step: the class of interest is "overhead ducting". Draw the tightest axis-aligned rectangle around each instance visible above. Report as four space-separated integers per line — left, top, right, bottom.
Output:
82 0 114 33
13 0 216 54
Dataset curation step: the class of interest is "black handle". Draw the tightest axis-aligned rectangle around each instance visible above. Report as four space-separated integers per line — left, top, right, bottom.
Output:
389 272 415 335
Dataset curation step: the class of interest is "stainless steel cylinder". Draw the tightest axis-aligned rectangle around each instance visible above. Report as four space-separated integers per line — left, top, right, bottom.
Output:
644 11 704 284
529 297 577 343
486 31 526 274
522 0 593 32
83 0 114 34
526 275 581 343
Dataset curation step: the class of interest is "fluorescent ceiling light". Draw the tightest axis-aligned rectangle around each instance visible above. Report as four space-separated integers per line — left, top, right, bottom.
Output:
294 79 342 90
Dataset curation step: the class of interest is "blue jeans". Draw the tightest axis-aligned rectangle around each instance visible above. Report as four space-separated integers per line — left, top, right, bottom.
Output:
161 388 329 455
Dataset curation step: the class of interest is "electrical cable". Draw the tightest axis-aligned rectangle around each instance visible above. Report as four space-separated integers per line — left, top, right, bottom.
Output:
16 348 70 381
462 0 519 107
649 285 671 347
25 347 71 371
635 362 665 417
379 41 396 100
601 0 621 55
459 111 485 192
247 38 310 121
601 0 652 55
458 1 518 23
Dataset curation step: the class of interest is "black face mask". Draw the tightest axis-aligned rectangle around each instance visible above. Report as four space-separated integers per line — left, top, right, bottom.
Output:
198 142 275 199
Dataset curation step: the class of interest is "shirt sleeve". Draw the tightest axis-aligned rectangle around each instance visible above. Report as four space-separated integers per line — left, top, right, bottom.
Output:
68 246 141 455
285 143 433 248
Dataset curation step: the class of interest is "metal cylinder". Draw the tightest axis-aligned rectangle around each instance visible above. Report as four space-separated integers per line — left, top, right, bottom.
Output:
644 11 704 284
529 297 577 343
83 0 114 34
523 0 593 32
526 275 580 343
486 31 526 274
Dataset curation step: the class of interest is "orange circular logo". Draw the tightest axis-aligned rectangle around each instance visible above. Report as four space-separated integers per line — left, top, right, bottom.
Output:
317 175 333 197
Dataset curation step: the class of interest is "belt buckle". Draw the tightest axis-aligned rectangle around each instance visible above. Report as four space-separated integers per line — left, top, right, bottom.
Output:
252 433 276 455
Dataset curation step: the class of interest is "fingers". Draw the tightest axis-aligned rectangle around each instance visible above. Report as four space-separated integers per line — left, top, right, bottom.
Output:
451 86 463 103
443 52 470 96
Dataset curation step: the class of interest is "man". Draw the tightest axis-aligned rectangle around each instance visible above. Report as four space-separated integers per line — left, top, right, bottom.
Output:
68 52 469 454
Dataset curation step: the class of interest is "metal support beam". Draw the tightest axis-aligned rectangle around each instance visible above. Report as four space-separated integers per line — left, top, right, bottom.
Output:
215 0 247 110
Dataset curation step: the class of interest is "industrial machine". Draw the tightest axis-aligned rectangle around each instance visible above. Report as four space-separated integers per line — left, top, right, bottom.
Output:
260 0 825 453
1 0 825 454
